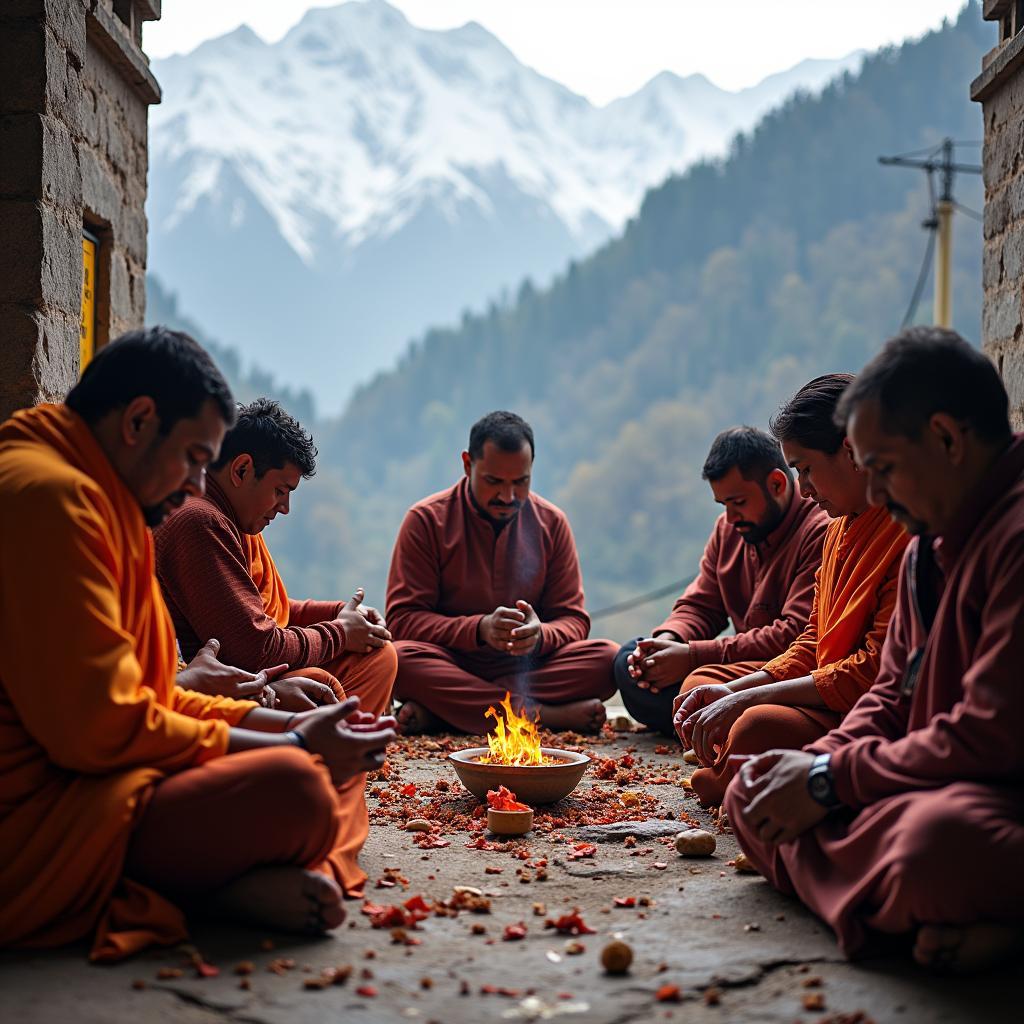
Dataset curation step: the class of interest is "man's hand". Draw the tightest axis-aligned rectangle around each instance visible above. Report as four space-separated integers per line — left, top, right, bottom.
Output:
479 605 526 653
737 750 827 844
506 600 542 656
359 604 387 628
270 676 339 712
674 685 749 765
291 697 397 785
337 588 392 653
177 638 285 704
627 636 695 692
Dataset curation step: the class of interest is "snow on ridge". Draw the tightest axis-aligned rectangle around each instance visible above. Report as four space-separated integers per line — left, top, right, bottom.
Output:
150 0 862 265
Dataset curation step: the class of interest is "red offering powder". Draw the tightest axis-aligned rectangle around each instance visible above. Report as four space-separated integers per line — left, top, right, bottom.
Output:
487 785 531 812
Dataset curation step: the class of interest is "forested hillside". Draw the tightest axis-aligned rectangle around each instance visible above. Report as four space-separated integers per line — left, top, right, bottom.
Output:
205 5 992 641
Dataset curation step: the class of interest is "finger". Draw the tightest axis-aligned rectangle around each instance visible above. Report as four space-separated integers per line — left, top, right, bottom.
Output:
496 607 526 622
235 680 271 697
369 624 393 641
321 696 361 722
263 663 291 680
199 637 221 658
366 636 390 650
302 682 338 705
344 587 365 611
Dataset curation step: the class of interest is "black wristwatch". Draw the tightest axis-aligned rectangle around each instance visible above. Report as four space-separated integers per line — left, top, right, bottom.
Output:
807 753 840 809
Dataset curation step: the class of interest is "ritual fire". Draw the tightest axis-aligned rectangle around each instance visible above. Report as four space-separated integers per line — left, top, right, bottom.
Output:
447 692 591 805
480 692 556 767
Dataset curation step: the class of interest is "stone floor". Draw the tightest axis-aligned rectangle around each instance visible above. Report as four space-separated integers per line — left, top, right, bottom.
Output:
0 729 1015 1023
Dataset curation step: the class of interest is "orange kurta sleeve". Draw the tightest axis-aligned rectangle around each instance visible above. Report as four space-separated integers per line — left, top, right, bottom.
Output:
810 564 901 712
761 570 822 682
172 686 258 725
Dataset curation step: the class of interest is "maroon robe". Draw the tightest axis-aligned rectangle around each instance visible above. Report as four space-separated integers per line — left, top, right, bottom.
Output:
726 436 1024 954
656 491 828 666
386 478 616 732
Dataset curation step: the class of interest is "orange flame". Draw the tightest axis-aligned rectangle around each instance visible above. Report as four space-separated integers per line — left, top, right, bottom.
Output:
480 692 555 766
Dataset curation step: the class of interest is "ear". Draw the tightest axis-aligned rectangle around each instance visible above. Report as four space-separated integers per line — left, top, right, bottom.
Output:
461 450 472 478
120 396 158 447
928 413 967 464
766 467 788 497
842 436 859 470
229 453 255 488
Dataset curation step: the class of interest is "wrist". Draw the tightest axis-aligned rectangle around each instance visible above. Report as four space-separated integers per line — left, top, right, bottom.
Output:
807 752 840 808
285 729 308 751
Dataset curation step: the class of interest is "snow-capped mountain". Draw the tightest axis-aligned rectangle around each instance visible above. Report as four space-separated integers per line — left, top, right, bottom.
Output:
148 0 862 412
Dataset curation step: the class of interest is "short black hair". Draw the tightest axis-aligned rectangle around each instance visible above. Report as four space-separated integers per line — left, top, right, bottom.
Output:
468 410 535 461
835 327 1011 444
66 326 235 433
212 397 318 478
770 374 855 454
702 426 789 483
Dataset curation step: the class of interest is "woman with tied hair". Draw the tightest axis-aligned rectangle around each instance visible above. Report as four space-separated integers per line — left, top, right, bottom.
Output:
673 374 908 807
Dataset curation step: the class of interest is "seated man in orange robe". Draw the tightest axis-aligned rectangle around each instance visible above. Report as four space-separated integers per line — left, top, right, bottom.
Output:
726 329 1024 972
0 329 394 961
674 375 908 807
387 411 617 735
155 398 397 896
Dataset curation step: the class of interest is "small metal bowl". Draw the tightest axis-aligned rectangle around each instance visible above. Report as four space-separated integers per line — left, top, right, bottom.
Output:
448 747 590 805
487 807 534 836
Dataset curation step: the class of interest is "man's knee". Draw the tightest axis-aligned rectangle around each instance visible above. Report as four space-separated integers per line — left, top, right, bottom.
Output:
613 639 639 690
256 747 338 826
374 641 399 684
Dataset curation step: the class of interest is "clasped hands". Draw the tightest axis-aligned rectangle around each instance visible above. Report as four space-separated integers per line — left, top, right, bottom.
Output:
336 586 392 653
672 683 752 765
479 600 542 656
626 635 695 692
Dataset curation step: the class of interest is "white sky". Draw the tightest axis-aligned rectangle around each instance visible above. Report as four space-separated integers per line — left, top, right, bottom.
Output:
144 0 971 105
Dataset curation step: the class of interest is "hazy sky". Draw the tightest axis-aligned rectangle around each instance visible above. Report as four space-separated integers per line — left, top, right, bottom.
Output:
145 0 970 104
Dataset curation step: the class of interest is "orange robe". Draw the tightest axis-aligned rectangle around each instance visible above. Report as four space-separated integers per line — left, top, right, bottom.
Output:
242 532 395 896
0 405 256 959
690 505 908 805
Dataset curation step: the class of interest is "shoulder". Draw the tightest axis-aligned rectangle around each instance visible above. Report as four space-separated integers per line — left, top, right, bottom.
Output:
0 444 112 528
795 498 829 540
527 492 573 533
155 495 238 551
402 482 463 532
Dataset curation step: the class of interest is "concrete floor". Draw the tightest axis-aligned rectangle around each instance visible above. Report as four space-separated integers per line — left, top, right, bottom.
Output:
0 730 1015 1023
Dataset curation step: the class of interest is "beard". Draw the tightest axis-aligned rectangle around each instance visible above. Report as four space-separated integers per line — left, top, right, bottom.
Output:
735 488 788 546
142 489 188 528
886 502 928 536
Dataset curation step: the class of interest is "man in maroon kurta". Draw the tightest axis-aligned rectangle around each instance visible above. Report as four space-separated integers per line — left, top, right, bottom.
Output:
615 427 827 734
726 328 1024 972
387 411 617 734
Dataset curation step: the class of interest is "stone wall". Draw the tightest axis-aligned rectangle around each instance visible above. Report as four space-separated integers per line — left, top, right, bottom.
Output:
0 0 160 421
973 0 1024 428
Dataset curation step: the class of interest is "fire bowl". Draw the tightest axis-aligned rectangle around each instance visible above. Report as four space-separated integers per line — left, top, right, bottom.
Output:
448 747 591 805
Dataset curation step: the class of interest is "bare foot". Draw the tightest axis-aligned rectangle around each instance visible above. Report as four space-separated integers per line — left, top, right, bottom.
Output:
212 867 345 934
914 923 1024 973
537 698 607 734
396 700 442 736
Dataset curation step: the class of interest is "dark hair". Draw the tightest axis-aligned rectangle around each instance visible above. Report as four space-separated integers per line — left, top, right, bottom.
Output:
702 426 789 483
770 373 855 454
468 410 535 460
66 326 235 432
835 327 1011 443
212 397 318 478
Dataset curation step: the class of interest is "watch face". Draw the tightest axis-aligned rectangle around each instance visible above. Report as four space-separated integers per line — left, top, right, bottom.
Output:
809 773 830 802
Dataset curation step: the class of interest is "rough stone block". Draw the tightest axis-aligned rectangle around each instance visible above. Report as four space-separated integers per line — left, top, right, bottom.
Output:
1000 343 1024 428
982 285 1021 345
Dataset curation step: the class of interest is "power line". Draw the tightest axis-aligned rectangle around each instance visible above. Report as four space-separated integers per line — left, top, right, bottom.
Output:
901 228 937 330
953 201 983 222
589 578 689 621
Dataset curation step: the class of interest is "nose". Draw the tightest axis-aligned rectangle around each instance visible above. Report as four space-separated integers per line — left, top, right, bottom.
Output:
279 493 291 516
184 466 206 498
725 506 741 524
864 471 886 508
500 486 515 503
797 473 815 501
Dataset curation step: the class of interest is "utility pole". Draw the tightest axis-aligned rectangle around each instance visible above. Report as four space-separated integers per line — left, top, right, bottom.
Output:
879 138 981 327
